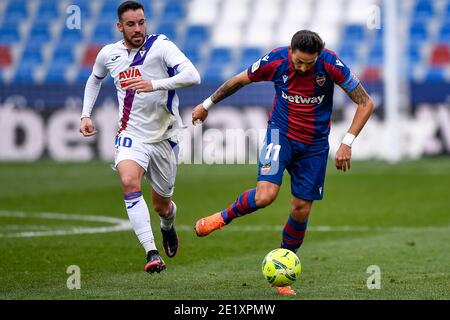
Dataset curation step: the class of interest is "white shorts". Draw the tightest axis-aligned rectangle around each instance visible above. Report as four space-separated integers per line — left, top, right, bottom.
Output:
114 132 179 198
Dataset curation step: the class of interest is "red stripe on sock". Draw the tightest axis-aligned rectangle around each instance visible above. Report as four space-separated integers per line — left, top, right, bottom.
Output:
285 222 306 239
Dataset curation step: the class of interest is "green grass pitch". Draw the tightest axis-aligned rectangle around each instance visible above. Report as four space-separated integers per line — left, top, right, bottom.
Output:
0 160 449 299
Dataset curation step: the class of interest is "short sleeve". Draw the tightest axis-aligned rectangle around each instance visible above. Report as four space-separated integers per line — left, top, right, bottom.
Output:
91 46 110 79
324 53 360 92
159 36 190 69
247 49 285 83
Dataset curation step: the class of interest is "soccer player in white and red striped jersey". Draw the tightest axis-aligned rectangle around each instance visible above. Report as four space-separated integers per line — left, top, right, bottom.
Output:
79 1 200 274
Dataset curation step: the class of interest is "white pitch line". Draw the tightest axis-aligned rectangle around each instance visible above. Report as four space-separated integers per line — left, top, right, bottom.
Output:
0 211 131 238
0 210 448 238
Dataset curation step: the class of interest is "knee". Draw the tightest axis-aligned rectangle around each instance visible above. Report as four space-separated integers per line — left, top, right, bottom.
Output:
255 189 277 208
121 175 140 193
291 202 312 222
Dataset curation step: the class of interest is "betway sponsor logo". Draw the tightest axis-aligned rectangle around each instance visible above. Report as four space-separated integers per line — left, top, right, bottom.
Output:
119 67 142 88
281 91 325 104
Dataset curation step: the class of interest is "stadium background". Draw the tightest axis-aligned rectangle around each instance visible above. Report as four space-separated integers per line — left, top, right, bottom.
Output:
0 0 449 161
0 0 449 300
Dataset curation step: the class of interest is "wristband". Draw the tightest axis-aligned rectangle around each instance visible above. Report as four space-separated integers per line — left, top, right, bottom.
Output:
342 132 356 147
202 97 215 110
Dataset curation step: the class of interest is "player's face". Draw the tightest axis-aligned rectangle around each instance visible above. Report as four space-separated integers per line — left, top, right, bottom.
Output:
117 9 147 48
290 49 318 75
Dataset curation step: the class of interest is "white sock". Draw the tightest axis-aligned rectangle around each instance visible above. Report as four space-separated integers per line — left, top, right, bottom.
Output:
124 192 156 253
160 201 177 231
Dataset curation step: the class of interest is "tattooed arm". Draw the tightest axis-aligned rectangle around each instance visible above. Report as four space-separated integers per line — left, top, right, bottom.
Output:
341 83 374 137
192 70 252 124
335 83 374 172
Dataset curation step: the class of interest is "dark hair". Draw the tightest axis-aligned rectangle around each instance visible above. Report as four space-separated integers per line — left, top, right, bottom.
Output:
291 30 325 54
117 1 145 20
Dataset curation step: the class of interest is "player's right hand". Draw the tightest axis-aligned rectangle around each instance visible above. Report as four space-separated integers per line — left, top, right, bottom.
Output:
191 104 208 125
79 117 97 136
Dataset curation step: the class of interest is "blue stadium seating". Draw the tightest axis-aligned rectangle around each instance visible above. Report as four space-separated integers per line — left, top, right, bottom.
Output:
0 25 20 44
438 21 450 43
235 47 264 72
343 25 365 43
30 23 51 43
46 64 68 83
162 1 185 21
409 23 428 43
0 0 448 85
14 65 35 82
413 0 434 21
157 21 178 41
425 67 447 82
36 0 60 20
4 0 28 22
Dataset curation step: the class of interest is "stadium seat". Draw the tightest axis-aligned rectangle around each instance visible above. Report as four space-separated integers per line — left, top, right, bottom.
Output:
234 47 263 73
182 46 202 65
20 49 44 68
408 42 423 61
162 0 186 21
437 21 450 43
343 25 366 43
46 64 68 82
157 21 178 41
425 67 447 82
361 66 382 82
186 0 220 26
82 45 103 67
0 46 12 68
36 0 60 20
429 44 450 66
184 25 209 46
0 25 20 44
59 28 83 48
202 64 226 82
29 23 51 43
99 0 124 20
413 0 435 21
367 43 383 66
409 24 428 43
14 65 35 82
4 0 28 21
52 46 76 65
209 47 232 65
91 20 115 44
77 67 93 82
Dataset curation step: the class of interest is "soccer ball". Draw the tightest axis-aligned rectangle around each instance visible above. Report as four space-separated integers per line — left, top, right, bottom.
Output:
261 248 301 287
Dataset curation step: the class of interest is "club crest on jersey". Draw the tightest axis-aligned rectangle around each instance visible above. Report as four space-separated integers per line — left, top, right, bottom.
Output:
316 74 326 86
119 67 142 88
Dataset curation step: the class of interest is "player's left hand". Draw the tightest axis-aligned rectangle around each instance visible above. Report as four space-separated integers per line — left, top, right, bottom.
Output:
335 144 352 172
123 79 153 93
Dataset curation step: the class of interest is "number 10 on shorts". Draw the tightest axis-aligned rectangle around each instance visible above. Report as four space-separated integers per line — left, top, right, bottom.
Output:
115 136 133 148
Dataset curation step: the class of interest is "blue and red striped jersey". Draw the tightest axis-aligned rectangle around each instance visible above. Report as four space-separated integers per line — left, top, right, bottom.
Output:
247 47 359 145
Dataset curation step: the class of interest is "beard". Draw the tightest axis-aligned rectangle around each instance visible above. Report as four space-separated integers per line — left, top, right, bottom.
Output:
124 33 145 48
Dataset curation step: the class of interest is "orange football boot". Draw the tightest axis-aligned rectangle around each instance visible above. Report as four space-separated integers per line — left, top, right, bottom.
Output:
194 212 226 237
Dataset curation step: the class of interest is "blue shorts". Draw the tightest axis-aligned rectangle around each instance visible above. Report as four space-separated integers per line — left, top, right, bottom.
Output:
257 126 329 200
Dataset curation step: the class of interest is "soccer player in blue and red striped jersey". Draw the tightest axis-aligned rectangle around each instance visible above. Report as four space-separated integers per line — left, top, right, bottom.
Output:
192 30 374 295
